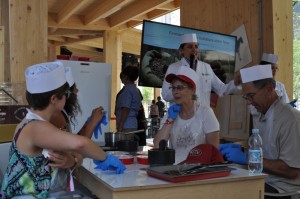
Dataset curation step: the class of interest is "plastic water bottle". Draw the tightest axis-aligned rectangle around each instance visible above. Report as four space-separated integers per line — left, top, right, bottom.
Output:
248 128 263 175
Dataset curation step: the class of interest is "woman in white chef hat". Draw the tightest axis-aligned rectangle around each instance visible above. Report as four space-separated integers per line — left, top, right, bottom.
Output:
1 61 125 198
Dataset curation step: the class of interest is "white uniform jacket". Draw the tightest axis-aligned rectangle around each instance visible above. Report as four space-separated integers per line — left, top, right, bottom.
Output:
161 58 239 107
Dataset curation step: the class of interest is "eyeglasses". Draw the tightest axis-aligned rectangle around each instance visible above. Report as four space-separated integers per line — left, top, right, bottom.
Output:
64 90 72 99
242 88 264 101
169 85 188 91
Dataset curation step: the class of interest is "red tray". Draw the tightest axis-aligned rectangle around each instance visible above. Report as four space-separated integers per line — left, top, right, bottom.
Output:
147 164 232 183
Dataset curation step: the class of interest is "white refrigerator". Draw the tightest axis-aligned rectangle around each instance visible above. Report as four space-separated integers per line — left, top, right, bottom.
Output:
59 60 112 143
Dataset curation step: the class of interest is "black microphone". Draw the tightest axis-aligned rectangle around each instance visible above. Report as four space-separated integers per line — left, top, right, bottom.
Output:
190 54 195 70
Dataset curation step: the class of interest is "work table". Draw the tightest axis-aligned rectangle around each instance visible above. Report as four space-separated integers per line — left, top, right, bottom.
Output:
77 158 266 199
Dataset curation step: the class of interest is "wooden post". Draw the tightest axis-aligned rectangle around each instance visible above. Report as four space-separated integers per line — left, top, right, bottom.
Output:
0 26 4 82
9 0 48 83
103 30 122 131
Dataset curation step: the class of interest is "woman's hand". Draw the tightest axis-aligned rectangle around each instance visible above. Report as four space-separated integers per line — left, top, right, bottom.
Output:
48 151 76 169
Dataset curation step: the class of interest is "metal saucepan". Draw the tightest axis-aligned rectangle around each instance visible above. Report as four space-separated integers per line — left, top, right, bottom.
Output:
104 129 144 147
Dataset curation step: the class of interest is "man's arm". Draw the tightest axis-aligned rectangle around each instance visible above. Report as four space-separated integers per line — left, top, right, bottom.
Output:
264 159 300 179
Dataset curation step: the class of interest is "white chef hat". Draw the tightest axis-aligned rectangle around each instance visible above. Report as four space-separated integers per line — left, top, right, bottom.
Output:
180 33 198 44
65 67 75 87
165 66 199 89
261 53 278 64
240 64 273 83
25 61 66 94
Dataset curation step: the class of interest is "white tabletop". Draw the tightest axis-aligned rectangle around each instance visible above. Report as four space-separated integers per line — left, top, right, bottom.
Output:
82 158 266 189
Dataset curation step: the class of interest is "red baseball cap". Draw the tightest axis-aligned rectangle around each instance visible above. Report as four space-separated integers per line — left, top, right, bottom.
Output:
179 144 224 165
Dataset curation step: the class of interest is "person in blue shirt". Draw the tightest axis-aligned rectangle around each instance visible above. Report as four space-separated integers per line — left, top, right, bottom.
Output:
115 66 142 133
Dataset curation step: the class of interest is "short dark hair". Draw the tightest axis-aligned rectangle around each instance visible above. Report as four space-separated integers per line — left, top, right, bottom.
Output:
259 61 271 65
252 78 276 89
121 65 139 82
26 82 69 110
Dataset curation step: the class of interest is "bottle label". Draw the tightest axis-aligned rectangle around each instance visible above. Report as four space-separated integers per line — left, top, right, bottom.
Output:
248 149 262 163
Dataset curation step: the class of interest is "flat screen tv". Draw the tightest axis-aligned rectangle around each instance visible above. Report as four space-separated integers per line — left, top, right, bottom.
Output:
138 20 237 88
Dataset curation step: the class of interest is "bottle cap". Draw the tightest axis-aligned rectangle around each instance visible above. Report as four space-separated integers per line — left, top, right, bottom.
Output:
252 129 259 133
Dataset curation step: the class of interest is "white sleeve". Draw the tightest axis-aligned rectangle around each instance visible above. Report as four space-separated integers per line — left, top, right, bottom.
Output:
202 107 220 133
161 64 179 102
281 84 290 103
161 77 173 102
212 74 240 96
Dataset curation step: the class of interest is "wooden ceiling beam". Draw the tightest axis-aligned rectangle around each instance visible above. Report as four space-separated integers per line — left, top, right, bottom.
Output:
84 0 128 25
147 9 171 19
56 0 87 24
56 35 102 46
79 38 103 49
66 44 98 52
49 29 102 36
65 35 81 39
127 20 142 28
108 0 173 27
48 35 67 42
160 1 180 10
49 13 110 30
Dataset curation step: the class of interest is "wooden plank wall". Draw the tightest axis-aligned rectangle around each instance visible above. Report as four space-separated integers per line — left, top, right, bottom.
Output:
181 0 260 67
9 0 48 83
262 0 293 98
0 0 10 82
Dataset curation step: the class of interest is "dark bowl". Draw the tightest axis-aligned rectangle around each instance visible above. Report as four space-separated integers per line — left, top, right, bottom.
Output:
116 140 138 152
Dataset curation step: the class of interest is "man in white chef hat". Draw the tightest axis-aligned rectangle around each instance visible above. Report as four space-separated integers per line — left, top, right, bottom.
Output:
260 53 289 103
219 64 300 198
249 53 291 128
161 33 240 108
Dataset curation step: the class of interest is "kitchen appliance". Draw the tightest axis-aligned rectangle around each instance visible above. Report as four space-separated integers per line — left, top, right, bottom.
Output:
58 60 111 143
104 130 144 147
148 140 175 166
116 140 138 152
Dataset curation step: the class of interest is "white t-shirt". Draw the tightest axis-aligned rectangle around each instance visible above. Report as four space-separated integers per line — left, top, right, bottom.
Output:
160 103 219 164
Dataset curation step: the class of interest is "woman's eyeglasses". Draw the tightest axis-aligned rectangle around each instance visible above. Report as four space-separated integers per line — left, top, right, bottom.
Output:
169 85 188 91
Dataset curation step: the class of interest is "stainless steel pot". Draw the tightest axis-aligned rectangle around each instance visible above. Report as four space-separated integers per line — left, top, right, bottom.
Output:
104 130 144 147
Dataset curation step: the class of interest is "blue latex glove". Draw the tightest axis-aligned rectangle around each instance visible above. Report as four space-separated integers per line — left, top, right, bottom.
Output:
87 111 108 139
288 99 298 107
220 147 247 165
93 153 126 174
218 143 241 151
167 104 181 120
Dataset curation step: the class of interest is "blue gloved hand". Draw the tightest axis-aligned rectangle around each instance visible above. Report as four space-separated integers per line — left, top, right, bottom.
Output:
93 153 126 174
288 99 298 107
167 104 181 120
87 111 108 139
220 147 247 165
218 143 241 151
